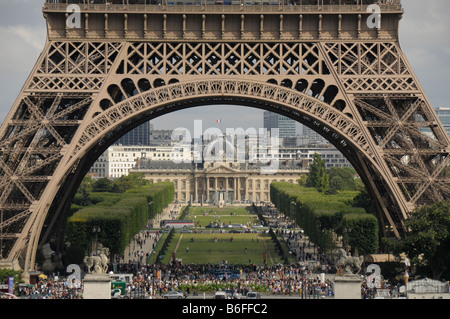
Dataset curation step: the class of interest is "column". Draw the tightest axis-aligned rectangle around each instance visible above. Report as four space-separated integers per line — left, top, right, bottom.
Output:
194 177 198 204
225 177 228 204
236 177 240 202
234 177 237 203
244 177 248 203
214 177 220 204
206 177 209 203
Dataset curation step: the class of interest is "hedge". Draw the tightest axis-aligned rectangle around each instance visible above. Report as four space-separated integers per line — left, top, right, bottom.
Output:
270 182 378 255
66 182 174 263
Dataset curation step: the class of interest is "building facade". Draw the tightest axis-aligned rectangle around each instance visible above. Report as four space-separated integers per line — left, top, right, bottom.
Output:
435 107 450 135
89 145 189 178
249 146 353 170
131 160 307 205
263 111 297 146
114 121 153 146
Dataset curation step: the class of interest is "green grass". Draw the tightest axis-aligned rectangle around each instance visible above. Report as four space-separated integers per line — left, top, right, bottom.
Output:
188 206 259 228
160 233 293 265
155 205 296 265
191 206 251 215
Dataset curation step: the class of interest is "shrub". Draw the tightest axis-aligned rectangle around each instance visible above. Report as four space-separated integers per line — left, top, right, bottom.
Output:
66 182 174 263
270 182 377 255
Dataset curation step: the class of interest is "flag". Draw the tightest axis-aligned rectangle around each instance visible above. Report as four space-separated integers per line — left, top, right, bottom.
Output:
217 119 221 123
404 257 410 267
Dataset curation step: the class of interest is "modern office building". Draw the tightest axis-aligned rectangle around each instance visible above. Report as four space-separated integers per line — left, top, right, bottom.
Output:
263 111 297 145
114 121 153 146
435 107 450 135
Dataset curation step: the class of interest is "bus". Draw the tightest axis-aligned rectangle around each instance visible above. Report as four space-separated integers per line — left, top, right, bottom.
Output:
161 220 195 229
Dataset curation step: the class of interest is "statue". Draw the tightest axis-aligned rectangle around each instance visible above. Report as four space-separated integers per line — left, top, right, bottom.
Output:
84 247 110 274
335 249 364 275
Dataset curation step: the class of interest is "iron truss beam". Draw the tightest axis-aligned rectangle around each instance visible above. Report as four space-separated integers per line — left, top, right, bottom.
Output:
0 4 448 278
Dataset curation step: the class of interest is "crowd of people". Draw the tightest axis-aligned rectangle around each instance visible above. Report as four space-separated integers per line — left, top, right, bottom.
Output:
17 277 83 299
12 202 387 299
108 262 334 298
20 262 333 299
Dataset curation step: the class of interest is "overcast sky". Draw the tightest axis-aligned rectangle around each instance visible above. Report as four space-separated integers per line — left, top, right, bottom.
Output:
0 0 449 133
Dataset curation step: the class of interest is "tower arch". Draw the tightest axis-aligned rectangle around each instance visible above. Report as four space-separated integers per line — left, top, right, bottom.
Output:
0 1 449 277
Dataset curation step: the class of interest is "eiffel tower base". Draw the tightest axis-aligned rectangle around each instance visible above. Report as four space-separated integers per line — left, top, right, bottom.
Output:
0 260 21 272
83 273 111 300
333 274 362 300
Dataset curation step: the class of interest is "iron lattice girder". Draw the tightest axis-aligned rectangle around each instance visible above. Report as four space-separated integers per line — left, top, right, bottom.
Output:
0 4 449 273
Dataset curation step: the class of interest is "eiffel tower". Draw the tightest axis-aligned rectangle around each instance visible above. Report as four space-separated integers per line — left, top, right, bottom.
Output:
0 0 448 276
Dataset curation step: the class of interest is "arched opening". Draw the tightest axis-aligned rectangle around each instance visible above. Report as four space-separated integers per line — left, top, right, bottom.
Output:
121 78 139 98
154 78 166 88
294 79 309 93
107 84 125 104
31 79 405 275
310 79 326 99
138 78 152 92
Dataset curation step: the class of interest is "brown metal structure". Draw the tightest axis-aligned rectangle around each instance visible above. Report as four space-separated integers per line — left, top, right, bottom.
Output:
0 0 449 276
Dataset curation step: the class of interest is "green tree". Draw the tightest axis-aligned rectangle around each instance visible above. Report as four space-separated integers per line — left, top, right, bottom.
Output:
92 178 113 192
112 173 149 193
0 269 23 285
392 201 450 280
352 188 376 216
328 167 357 191
328 175 343 194
306 153 329 192
297 174 308 187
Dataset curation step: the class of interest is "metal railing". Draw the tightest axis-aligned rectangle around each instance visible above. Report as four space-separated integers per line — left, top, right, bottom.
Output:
43 0 403 13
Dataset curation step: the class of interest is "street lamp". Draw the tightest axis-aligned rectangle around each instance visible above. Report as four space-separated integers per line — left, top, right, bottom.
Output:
291 201 296 231
403 270 409 298
92 226 101 256
343 226 351 253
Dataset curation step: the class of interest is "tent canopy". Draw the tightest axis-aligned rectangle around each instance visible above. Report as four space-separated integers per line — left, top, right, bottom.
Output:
364 254 397 263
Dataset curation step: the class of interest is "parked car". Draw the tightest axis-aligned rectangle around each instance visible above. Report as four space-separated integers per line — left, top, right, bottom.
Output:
246 291 261 299
0 293 18 299
225 289 243 299
214 291 228 299
162 291 187 299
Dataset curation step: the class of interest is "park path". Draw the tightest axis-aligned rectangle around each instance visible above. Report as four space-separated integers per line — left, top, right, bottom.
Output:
173 234 184 254
261 236 274 265
122 202 182 264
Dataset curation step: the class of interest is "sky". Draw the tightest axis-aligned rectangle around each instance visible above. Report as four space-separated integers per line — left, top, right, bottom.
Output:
0 0 449 133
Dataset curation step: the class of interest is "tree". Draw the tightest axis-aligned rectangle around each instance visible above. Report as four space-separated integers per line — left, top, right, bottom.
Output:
112 173 149 193
328 167 357 191
92 178 113 192
394 201 450 280
352 188 376 216
306 153 329 192
328 175 343 194
297 174 308 187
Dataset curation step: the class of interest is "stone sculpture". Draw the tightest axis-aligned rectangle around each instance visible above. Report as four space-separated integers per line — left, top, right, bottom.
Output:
336 249 364 275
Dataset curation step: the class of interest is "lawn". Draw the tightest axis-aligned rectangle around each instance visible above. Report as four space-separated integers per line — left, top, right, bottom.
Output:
159 233 292 265
188 206 260 228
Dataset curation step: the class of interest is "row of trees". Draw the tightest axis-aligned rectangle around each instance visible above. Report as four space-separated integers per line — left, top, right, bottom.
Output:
294 153 450 280
300 153 363 194
65 174 174 264
270 182 378 256
385 200 450 281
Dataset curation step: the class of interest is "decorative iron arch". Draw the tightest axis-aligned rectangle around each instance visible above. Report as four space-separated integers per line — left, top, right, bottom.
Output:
3 2 449 280
29 79 406 270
